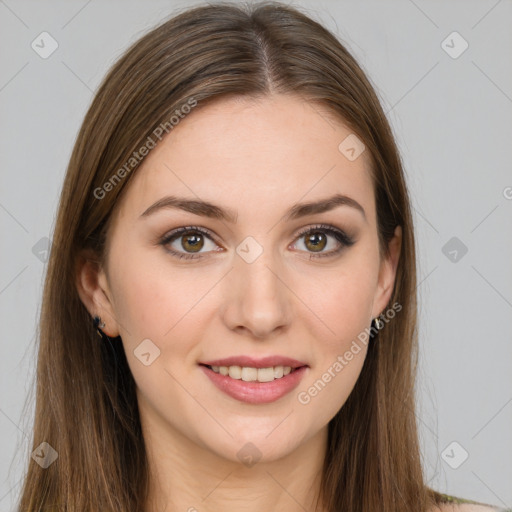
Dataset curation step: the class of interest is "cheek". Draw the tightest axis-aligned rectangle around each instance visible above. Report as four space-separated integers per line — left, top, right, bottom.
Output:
109 242 207 337
108 248 224 381
296 327 368 427
109 258 209 407
294 251 378 417
296 257 378 347
330 277 374 340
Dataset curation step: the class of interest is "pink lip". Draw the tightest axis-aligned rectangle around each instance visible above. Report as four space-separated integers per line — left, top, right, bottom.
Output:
199 365 308 404
200 355 308 369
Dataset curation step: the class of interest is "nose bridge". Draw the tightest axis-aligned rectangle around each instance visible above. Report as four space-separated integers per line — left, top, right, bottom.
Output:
223 239 293 337
241 254 280 301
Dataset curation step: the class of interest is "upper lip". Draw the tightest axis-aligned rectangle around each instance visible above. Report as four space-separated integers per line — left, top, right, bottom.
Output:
200 355 308 369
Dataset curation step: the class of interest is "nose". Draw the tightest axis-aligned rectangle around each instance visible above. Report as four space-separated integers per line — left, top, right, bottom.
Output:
220 249 293 339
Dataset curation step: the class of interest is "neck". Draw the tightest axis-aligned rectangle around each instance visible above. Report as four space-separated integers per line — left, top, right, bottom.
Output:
141 406 328 512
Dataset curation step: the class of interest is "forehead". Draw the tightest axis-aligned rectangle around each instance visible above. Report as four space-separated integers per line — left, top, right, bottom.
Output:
112 94 375 225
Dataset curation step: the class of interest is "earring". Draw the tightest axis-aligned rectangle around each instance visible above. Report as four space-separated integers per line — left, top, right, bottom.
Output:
373 317 384 330
93 315 106 338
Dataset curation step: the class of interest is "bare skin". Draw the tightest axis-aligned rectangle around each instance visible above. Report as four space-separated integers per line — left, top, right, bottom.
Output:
77 93 403 511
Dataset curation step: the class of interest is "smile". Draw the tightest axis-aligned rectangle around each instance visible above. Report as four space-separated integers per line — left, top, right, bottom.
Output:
199 364 308 404
206 364 296 382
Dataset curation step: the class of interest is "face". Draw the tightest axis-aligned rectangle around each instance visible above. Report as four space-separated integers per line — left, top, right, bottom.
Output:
79 93 401 464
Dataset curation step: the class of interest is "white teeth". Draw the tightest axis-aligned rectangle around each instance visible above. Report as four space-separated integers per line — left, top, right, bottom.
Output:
241 367 257 381
209 365 296 382
228 365 242 379
257 367 275 382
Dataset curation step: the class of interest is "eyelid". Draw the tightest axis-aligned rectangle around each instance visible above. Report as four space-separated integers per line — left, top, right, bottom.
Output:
161 225 220 244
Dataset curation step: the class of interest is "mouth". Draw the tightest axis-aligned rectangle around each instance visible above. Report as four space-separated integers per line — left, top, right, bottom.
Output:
199 363 306 383
198 362 309 404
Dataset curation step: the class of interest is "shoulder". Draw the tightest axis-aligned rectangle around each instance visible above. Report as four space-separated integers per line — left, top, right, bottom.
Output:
427 491 511 512
438 505 504 511
431 500 508 512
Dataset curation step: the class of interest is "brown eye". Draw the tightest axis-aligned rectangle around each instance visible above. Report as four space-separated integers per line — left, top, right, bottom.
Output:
292 224 356 259
304 231 327 252
180 232 204 252
160 226 221 260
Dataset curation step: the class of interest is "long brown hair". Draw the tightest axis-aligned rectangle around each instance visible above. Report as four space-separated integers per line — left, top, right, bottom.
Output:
16 2 447 510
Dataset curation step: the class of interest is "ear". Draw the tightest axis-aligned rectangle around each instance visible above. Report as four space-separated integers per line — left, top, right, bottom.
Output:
75 248 120 337
372 225 402 318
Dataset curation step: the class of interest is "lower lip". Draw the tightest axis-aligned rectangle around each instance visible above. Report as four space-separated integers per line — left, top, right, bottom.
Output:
199 365 308 404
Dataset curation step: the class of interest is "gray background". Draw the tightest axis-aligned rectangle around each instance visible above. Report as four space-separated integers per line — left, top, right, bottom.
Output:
1 0 511 509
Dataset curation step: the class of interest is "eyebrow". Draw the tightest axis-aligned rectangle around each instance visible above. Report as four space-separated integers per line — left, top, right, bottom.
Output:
140 193 367 223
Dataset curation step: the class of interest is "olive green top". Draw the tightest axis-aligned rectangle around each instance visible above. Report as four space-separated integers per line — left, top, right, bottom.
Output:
440 493 512 511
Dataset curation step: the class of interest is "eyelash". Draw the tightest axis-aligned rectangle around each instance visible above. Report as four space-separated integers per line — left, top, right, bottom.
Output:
159 223 355 261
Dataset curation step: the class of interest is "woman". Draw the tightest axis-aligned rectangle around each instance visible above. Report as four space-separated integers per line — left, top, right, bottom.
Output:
16 2 508 511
